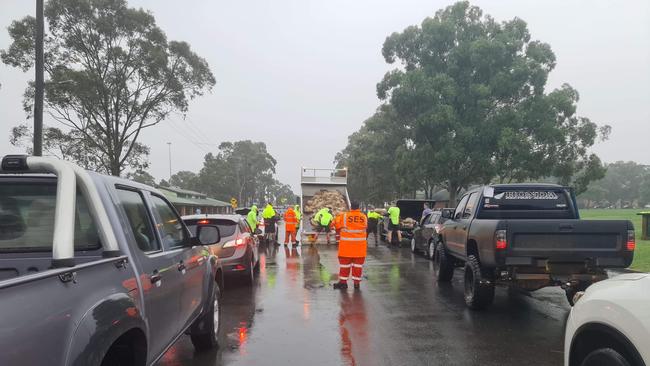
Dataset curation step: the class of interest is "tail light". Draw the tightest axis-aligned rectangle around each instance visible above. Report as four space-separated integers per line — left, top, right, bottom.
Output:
626 230 635 251
223 237 246 248
495 230 507 250
197 219 210 224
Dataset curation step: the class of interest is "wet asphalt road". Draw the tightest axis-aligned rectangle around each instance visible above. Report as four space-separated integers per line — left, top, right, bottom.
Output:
157 230 570 366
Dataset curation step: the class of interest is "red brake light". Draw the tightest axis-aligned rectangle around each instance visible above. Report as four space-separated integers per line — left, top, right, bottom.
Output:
495 230 507 250
235 238 245 247
626 230 635 251
197 219 209 224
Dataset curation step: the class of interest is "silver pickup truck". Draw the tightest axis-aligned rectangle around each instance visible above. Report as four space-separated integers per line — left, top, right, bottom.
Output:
0 155 225 366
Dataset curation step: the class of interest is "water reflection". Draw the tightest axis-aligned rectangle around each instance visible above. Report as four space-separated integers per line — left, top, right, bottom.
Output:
339 291 372 366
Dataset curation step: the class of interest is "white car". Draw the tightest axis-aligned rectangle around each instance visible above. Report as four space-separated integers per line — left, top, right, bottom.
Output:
564 273 649 366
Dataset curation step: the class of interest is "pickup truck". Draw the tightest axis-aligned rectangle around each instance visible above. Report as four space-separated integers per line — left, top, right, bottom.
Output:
434 184 635 310
0 155 225 366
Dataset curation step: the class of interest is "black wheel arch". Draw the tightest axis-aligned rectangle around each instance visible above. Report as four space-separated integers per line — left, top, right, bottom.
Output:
570 322 645 366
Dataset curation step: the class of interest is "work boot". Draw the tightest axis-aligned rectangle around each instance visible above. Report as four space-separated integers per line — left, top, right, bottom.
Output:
354 283 360 290
333 282 348 290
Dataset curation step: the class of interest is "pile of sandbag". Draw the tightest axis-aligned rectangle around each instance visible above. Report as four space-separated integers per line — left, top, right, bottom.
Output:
304 190 348 216
401 217 417 229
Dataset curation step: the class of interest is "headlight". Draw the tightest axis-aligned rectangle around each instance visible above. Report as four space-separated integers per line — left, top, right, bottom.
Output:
573 291 585 305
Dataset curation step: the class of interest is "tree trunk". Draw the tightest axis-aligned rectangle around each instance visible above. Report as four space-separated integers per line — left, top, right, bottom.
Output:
110 158 121 177
447 182 459 207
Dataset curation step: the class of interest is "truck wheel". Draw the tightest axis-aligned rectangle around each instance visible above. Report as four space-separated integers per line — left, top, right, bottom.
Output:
580 348 631 366
434 242 454 282
410 238 418 254
464 255 495 310
190 284 221 351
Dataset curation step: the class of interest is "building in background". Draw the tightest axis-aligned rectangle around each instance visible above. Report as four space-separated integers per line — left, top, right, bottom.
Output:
159 186 232 215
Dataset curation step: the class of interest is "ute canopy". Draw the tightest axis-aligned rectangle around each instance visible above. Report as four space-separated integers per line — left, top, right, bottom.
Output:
396 199 436 220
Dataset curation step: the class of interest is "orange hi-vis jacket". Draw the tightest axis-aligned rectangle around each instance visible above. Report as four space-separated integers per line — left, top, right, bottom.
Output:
335 209 368 258
284 207 298 232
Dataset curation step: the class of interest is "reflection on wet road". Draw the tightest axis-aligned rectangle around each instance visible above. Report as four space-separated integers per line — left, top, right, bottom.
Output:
158 232 569 366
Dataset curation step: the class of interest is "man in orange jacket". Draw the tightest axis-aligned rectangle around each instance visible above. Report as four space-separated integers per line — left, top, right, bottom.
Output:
284 206 298 246
333 200 368 290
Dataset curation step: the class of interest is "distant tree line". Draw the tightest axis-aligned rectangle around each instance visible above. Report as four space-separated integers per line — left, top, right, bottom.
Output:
336 2 609 205
129 140 296 206
579 161 650 208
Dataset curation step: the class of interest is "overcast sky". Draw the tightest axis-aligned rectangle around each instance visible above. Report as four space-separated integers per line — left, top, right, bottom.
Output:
1 0 649 192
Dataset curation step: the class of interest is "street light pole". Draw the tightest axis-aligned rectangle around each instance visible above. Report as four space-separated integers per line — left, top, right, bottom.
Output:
34 0 45 156
167 142 172 180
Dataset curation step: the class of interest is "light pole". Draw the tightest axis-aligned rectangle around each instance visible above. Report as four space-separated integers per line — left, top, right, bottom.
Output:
167 142 172 180
34 0 44 156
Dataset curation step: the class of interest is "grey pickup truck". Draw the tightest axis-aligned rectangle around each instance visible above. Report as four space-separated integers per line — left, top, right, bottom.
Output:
434 184 635 310
0 155 225 366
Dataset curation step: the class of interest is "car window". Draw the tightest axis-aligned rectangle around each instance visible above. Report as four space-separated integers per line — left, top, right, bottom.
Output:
454 195 470 220
462 193 479 219
240 220 250 233
429 213 440 224
150 195 187 249
116 188 160 253
185 219 238 238
0 182 100 252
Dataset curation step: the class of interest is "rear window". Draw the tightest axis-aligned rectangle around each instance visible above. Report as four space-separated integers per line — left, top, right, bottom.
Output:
477 188 575 220
185 219 238 238
0 182 100 252
481 189 569 211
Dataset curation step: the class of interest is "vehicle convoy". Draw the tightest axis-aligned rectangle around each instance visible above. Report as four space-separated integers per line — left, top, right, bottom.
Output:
183 214 260 285
434 184 635 309
0 155 225 366
565 272 649 366
299 168 350 244
411 208 453 259
380 199 436 244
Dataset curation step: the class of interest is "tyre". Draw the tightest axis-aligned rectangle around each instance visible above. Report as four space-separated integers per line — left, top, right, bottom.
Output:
190 284 221 351
580 348 631 366
433 242 454 282
242 258 255 286
464 255 495 310
427 241 435 260
410 238 418 253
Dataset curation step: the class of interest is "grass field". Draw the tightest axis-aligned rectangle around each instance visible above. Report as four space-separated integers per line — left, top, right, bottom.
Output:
581 209 649 272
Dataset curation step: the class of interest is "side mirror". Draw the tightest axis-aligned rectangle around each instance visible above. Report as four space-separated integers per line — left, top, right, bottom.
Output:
441 210 452 219
196 225 221 245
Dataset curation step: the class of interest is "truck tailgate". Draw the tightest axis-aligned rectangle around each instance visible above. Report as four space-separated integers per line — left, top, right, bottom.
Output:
505 219 633 267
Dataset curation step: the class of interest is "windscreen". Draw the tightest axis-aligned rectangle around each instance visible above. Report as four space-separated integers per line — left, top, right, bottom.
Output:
186 219 238 238
0 182 100 252
478 188 574 219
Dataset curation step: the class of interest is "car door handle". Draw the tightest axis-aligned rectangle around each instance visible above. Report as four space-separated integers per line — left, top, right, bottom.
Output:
150 273 162 284
461 226 467 231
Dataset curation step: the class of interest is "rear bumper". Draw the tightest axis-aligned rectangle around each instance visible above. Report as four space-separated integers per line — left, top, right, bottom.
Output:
218 247 251 273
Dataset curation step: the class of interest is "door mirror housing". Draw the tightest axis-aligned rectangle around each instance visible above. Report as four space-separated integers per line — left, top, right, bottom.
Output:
441 209 452 219
195 225 221 246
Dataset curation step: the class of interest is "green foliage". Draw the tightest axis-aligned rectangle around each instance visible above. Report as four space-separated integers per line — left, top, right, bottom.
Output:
580 161 650 207
196 140 292 205
169 170 200 191
126 169 156 186
1 0 215 176
340 1 609 204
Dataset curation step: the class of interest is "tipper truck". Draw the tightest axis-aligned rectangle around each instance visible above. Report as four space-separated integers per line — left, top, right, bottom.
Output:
300 168 350 244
